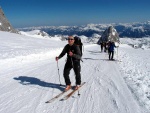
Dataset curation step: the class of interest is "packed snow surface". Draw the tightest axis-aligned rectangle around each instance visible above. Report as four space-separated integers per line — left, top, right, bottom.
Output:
0 31 149 113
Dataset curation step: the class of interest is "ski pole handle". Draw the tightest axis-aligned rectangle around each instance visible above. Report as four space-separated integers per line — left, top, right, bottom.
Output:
56 57 59 61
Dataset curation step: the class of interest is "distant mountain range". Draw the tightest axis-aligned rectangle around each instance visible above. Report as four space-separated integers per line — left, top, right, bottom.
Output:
18 21 150 38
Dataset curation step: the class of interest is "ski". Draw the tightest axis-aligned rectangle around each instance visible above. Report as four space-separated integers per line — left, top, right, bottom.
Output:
61 82 86 100
45 89 70 103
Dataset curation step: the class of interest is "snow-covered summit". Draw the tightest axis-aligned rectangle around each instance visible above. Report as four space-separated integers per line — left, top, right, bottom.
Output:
19 30 50 39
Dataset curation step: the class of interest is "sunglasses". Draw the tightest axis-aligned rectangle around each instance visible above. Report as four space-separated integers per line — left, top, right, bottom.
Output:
67 38 74 40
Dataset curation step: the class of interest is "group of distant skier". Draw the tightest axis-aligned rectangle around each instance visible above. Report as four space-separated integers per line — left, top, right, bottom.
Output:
100 41 116 60
55 35 118 92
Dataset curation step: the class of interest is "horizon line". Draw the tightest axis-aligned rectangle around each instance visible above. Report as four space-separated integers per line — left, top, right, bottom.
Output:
16 20 150 29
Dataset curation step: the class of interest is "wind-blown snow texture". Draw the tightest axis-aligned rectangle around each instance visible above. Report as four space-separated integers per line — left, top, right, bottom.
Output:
0 31 149 113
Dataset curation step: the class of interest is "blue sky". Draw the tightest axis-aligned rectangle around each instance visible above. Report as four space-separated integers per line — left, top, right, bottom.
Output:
0 0 150 28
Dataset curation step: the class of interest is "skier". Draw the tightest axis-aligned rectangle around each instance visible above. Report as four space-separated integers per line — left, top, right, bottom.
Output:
104 42 107 52
55 36 82 91
108 41 116 60
100 42 103 52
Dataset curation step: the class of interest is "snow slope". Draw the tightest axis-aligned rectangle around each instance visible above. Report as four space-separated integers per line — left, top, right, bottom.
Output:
118 44 150 111
0 31 149 113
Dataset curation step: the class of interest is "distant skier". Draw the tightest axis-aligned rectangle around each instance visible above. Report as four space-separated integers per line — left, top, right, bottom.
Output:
100 42 103 52
103 42 107 52
108 41 116 60
56 36 82 91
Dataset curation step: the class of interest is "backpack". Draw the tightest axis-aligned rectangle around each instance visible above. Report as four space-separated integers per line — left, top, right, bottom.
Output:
74 36 83 56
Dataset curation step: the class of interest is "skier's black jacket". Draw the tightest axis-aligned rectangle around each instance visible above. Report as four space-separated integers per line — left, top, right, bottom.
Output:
58 44 81 62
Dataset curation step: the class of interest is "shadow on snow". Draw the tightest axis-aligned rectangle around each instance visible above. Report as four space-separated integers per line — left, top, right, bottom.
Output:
83 58 110 61
87 50 102 55
13 76 65 91
83 58 100 60
87 50 101 54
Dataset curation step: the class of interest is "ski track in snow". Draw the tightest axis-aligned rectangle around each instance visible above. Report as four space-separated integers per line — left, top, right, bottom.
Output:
0 44 149 113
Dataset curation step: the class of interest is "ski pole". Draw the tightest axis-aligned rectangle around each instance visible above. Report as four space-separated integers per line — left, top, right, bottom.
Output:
57 61 62 86
117 47 118 61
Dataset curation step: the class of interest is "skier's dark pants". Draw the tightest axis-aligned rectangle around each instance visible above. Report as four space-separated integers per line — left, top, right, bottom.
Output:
100 43 103 52
104 43 107 52
109 51 114 59
63 61 81 85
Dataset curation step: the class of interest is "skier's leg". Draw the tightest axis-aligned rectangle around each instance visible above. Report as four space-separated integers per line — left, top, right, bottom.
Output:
104 43 107 52
101 44 103 52
73 62 81 85
111 51 114 59
63 63 72 85
109 51 111 60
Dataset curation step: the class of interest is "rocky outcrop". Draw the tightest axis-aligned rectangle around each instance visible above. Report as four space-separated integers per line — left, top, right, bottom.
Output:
98 26 120 43
0 7 17 33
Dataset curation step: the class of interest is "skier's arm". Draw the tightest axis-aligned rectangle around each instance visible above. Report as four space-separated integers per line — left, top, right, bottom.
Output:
114 43 116 48
72 46 81 60
58 45 67 59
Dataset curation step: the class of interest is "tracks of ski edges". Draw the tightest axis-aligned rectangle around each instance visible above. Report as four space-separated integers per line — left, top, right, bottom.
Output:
45 82 86 103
